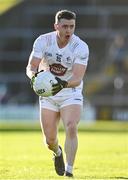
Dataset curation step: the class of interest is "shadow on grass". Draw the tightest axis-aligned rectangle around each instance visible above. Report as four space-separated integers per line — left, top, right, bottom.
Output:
82 176 128 179
116 178 128 179
110 177 128 180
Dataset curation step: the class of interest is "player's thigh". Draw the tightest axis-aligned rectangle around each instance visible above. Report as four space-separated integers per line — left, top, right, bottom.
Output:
60 104 82 127
40 108 60 138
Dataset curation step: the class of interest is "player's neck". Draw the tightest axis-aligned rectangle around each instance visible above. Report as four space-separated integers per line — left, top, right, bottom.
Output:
56 35 69 48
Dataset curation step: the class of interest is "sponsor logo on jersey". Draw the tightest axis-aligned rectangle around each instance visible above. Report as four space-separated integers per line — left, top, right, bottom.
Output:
49 63 67 76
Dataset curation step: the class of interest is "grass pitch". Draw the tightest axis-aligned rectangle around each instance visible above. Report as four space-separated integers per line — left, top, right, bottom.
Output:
0 122 128 180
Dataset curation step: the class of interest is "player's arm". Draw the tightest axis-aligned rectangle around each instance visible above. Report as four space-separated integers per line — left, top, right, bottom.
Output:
26 35 44 79
67 43 89 87
67 63 87 88
52 64 87 95
26 55 41 79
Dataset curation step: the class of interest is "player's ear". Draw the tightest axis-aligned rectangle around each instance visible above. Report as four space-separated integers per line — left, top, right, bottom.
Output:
54 23 58 31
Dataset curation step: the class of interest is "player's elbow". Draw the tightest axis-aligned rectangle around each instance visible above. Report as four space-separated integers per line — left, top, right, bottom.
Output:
76 79 82 86
26 66 29 77
26 65 32 79
74 78 82 87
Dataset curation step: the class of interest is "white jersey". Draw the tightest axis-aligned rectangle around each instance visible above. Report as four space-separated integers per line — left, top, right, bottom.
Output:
31 31 89 96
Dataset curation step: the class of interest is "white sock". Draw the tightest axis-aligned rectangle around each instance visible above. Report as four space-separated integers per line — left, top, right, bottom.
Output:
55 147 61 157
65 164 73 174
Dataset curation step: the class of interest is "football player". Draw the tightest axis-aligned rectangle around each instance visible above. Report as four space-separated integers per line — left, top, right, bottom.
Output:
26 9 89 177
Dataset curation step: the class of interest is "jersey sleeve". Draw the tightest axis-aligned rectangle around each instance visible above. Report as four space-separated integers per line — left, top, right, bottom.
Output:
74 42 89 66
31 35 45 59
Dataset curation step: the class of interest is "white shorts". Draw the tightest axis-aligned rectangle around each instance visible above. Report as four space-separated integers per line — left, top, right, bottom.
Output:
39 88 83 112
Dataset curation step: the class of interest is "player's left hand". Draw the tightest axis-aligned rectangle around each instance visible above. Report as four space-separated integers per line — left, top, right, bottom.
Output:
52 77 68 95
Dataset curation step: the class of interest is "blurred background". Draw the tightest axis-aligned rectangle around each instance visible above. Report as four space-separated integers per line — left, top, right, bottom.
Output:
0 0 128 123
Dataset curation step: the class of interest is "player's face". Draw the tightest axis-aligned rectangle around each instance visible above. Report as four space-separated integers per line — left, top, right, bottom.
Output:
54 19 75 42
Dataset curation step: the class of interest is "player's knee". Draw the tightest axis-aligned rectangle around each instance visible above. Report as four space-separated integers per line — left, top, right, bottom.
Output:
66 121 77 138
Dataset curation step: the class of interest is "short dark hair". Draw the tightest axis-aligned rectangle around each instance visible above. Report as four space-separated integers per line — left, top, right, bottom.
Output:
55 10 76 23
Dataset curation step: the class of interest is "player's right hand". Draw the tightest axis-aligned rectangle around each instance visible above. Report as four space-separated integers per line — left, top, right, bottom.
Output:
30 75 36 88
30 70 44 88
